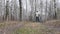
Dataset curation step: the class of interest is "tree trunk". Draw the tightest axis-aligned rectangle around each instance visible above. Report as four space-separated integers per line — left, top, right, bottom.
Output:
19 0 22 21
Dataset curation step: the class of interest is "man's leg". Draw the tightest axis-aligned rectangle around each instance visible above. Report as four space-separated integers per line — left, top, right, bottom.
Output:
38 17 39 22
37 17 39 22
36 17 39 22
36 17 37 22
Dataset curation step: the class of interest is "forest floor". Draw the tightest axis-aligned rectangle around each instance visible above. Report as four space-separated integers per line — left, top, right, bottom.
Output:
0 20 60 34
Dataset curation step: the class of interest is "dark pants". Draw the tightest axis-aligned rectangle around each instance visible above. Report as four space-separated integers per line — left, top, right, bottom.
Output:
36 17 39 22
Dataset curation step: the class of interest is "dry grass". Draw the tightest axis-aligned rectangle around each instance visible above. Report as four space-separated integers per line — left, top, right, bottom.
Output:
0 20 60 34
13 22 59 34
44 20 60 27
0 21 23 29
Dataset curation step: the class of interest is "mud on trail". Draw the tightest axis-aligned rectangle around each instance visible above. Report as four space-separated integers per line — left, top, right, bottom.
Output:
0 20 60 34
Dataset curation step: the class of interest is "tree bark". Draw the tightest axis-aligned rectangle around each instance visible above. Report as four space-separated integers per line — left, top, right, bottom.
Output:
19 0 22 21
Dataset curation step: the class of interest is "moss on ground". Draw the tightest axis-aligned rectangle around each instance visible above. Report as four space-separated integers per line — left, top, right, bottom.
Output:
0 23 5 28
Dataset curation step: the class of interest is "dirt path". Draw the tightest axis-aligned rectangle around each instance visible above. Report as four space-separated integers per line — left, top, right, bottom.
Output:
44 20 60 31
0 21 27 34
5 23 24 34
0 20 60 34
45 25 60 31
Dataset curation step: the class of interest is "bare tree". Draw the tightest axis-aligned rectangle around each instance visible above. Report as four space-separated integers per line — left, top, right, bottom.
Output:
40 0 43 21
6 1 9 21
54 0 57 19
45 0 48 21
19 0 22 21
29 0 33 21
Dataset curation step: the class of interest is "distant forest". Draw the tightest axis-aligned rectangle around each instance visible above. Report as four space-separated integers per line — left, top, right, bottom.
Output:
0 0 60 21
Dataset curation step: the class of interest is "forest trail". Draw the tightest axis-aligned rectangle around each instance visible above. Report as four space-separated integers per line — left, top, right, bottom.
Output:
0 21 25 34
4 21 25 34
44 20 60 31
0 20 60 34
